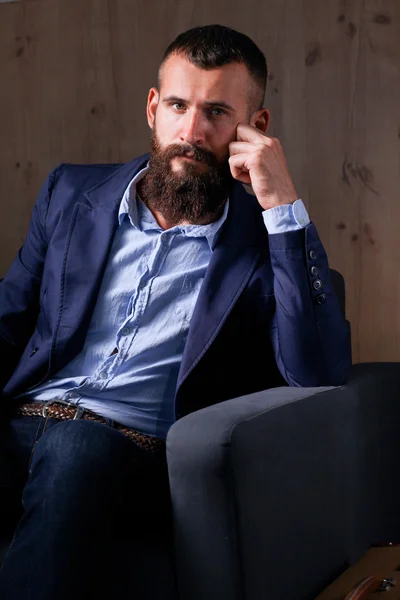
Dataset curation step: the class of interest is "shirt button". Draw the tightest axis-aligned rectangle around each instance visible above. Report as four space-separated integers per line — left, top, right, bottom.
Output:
98 372 107 380
67 391 79 400
121 327 130 336
310 266 319 276
309 250 317 260
316 293 327 305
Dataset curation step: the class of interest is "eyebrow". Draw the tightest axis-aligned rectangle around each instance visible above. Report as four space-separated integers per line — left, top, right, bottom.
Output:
162 96 235 112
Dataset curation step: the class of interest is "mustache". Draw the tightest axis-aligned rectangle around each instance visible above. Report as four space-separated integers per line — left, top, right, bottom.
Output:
163 143 219 166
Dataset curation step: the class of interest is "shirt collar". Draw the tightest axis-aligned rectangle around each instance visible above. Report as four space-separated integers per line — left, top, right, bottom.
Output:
118 163 229 251
118 165 148 227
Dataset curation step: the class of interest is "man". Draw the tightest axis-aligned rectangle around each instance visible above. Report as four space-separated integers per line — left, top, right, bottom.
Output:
0 24 351 599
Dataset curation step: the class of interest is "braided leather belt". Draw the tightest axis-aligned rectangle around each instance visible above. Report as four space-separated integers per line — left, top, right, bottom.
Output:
16 402 165 453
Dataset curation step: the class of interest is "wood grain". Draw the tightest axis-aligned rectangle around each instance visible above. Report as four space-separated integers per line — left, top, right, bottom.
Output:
0 0 398 362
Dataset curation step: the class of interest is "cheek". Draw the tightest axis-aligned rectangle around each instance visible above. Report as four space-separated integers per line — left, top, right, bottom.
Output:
154 108 180 140
209 128 236 161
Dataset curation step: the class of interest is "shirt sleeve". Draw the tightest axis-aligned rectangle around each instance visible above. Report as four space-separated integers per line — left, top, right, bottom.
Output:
262 198 310 234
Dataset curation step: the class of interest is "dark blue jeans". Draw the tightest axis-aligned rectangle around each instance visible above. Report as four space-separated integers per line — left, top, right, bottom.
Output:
0 415 176 599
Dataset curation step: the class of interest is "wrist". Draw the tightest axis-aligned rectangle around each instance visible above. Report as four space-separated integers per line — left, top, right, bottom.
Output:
258 192 298 211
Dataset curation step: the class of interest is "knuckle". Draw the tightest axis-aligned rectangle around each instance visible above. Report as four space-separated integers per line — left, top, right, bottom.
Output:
267 137 280 149
255 146 266 160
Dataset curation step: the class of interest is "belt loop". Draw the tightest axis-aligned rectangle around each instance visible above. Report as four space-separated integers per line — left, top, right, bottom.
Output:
73 406 84 420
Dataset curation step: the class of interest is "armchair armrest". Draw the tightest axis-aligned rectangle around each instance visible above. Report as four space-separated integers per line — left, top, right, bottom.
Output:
167 365 400 600
345 361 400 384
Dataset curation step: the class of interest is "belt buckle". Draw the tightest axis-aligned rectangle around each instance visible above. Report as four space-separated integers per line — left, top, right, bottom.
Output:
42 399 84 420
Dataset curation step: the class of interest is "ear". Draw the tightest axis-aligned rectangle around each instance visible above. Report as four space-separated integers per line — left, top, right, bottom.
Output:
250 108 270 134
146 88 159 129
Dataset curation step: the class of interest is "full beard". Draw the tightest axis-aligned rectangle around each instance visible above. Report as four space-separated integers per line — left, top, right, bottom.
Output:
138 129 234 225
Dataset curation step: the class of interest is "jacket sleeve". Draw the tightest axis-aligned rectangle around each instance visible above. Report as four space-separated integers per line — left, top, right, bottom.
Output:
268 222 352 387
0 165 63 390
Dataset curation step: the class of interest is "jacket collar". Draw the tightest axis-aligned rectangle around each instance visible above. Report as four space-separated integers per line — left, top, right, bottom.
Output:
83 154 150 208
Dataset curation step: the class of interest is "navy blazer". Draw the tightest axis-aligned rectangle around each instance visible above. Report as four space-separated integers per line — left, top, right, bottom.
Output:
0 154 351 419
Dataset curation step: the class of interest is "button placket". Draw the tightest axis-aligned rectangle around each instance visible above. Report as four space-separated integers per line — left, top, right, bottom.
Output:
117 258 154 362
115 323 136 363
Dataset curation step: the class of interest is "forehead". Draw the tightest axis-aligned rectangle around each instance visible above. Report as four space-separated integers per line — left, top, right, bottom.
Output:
159 54 251 106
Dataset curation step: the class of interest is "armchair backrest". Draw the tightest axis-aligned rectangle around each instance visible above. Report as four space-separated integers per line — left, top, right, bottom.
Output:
329 269 345 318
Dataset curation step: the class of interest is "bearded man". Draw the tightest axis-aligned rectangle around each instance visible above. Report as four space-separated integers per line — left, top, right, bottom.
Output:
0 24 351 600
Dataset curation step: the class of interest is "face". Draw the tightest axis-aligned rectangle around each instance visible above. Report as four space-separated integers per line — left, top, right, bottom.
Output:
147 53 266 169
140 54 269 225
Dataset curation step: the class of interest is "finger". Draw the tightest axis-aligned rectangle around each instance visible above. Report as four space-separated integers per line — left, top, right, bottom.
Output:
228 141 259 156
228 153 252 184
236 123 269 144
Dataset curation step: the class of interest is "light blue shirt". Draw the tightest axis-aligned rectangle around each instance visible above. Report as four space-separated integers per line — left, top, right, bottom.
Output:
20 165 309 438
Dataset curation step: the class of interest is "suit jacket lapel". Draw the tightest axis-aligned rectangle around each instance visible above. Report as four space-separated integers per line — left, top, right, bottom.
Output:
51 156 148 371
177 184 263 390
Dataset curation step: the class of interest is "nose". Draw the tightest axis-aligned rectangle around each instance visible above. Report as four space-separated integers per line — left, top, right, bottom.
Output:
179 111 206 146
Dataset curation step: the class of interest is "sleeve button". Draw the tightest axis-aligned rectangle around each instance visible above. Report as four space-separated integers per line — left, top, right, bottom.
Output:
313 279 323 290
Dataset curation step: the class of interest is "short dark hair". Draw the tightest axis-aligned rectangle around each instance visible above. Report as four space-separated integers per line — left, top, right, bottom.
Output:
159 24 268 111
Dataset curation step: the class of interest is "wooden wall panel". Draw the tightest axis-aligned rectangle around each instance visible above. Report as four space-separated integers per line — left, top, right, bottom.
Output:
0 0 399 362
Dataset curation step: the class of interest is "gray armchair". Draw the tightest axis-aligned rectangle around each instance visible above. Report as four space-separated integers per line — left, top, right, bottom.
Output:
167 271 400 599
1 271 399 600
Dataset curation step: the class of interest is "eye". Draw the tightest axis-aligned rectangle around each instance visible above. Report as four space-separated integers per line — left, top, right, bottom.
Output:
209 107 226 117
171 102 186 111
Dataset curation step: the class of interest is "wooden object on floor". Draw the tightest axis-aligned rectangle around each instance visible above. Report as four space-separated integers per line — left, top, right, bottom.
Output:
316 546 400 600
